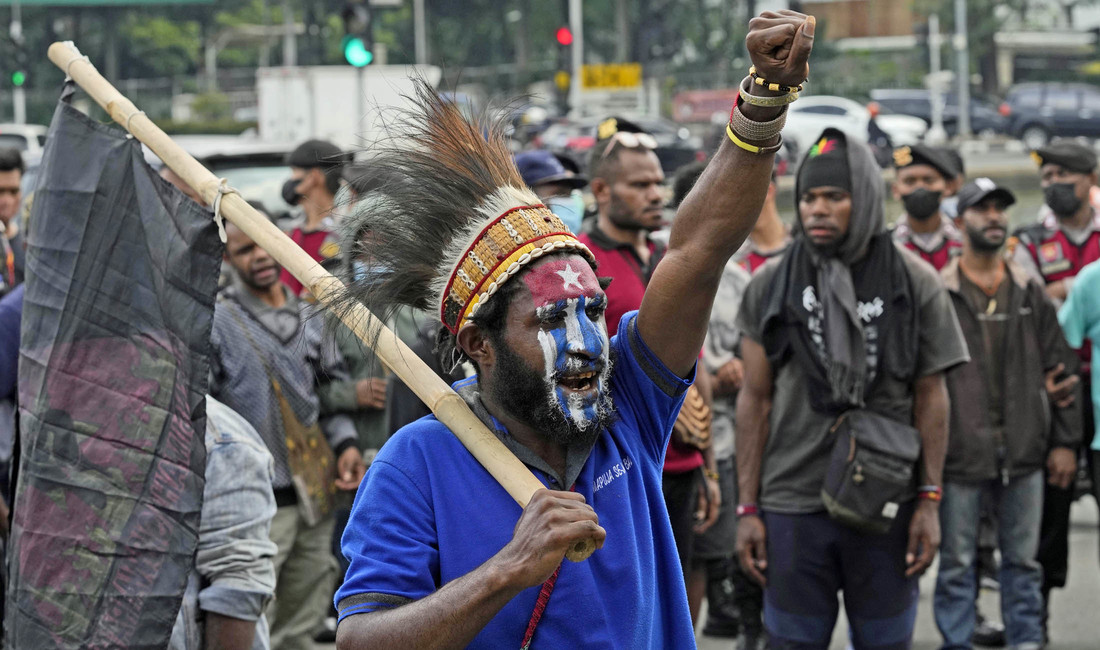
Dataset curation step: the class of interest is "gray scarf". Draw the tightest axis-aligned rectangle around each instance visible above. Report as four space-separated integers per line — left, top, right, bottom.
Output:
793 129 886 408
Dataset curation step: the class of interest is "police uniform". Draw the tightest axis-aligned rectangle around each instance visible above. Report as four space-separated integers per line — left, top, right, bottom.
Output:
1009 140 1099 609
890 145 964 270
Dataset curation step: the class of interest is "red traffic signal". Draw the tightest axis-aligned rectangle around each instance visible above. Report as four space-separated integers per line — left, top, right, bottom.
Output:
556 26 573 46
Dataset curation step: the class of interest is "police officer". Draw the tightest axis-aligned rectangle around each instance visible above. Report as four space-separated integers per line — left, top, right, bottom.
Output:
890 144 964 270
1009 139 1100 638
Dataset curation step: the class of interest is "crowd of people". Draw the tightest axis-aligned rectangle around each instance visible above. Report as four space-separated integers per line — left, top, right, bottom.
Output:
1 8 1100 650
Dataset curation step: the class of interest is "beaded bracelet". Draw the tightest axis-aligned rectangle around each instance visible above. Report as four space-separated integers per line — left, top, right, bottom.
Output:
738 76 800 108
726 124 784 155
749 66 805 94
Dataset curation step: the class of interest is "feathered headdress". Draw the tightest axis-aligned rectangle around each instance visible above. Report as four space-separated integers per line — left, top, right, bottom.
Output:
337 81 595 338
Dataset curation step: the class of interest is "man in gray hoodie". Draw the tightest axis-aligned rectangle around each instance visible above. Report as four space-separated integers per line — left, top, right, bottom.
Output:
734 129 969 647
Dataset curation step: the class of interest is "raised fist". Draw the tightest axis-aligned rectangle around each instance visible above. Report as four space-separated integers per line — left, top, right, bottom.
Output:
745 10 815 88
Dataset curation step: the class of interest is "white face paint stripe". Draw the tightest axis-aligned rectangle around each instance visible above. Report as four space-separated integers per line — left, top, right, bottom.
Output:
537 329 556 387
563 299 583 349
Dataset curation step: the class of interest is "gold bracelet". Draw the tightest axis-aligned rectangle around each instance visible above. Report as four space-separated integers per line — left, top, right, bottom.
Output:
726 124 783 155
704 468 720 481
739 83 800 108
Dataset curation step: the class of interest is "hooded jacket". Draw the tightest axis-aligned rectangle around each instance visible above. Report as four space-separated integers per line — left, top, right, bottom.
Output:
761 128 918 415
941 258 1082 482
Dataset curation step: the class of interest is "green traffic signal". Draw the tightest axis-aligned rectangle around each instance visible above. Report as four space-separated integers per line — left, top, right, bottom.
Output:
11 71 26 87
342 35 373 67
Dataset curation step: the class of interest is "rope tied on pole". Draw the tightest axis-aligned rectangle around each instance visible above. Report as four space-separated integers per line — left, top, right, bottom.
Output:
211 178 237 244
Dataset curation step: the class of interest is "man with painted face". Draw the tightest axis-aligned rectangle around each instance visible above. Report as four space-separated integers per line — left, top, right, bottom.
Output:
1009 140 1100 634
515 149 589 234
334 10 815 648
735 129 969 647
934 179 1080 649
280 139 346 296
890 144 964 271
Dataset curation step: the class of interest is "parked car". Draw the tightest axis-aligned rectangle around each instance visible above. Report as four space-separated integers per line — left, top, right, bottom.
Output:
782 95 928 158
0 124 48 156
868 88 1007 136
536 116 706 174
1003 82 1100 148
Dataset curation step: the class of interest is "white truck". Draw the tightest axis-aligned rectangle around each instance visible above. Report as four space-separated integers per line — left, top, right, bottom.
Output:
256 65 442 150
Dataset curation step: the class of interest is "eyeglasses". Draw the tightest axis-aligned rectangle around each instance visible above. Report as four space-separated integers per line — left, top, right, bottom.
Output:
600 130 658 160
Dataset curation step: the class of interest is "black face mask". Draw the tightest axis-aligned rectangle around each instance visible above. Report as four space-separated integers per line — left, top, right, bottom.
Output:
1043 183 1083 217
901 188 943 221
282 178 303 207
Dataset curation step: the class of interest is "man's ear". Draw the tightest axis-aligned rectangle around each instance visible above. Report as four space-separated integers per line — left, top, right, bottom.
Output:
306 167 326 192
590 176 610 205
456 322 493 369
890 179 902 201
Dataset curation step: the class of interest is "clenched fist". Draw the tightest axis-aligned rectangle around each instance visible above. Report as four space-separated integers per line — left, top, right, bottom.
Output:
745 10 815 89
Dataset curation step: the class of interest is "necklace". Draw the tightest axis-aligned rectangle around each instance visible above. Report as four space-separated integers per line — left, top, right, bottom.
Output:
959 258 1005 314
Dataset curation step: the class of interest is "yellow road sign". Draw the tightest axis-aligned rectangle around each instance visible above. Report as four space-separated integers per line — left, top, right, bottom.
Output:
581 63 642 90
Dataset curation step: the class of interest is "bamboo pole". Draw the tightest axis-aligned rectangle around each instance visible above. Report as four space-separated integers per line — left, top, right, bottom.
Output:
47 41 596 562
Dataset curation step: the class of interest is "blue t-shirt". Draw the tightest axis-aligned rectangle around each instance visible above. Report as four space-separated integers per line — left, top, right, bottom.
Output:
336 312 695 648
1059 259 1100 450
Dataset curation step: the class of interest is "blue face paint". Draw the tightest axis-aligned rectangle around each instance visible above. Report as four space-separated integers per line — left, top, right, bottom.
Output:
535 294 611 430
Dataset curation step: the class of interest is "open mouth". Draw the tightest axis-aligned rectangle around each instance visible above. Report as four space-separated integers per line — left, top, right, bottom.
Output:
559 370 599 393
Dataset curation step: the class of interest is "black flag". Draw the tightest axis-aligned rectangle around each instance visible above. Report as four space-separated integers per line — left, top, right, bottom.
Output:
6 93 223 648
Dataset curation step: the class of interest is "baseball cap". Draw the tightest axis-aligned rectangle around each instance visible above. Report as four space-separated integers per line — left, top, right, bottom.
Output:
515 150 588 189
287 139 346 169
956 177 1016 215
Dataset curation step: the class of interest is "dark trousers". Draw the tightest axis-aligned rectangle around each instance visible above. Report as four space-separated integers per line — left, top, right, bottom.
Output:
662 468 699 579
1037 372 1094 593
762 506 919 650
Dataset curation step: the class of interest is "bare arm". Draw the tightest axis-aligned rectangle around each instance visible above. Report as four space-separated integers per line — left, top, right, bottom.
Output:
204 613 257 650
912 372 948 489
735 338 773 506
638 11 815 377
337 555 524 650
734 337 773 585
336 490 606 650
905 372 948 577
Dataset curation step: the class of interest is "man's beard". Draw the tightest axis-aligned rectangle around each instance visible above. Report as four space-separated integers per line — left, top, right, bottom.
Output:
966 225 1004 253
607 193 658 233
487 337 616 447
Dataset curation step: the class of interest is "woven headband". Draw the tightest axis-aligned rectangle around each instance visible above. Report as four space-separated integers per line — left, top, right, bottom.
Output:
440 204 595 334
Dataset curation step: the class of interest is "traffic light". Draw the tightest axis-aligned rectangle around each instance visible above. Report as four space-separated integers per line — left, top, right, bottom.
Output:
555 25 572 113
341 1 373 67
12 47 27 87
556 26 573 47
